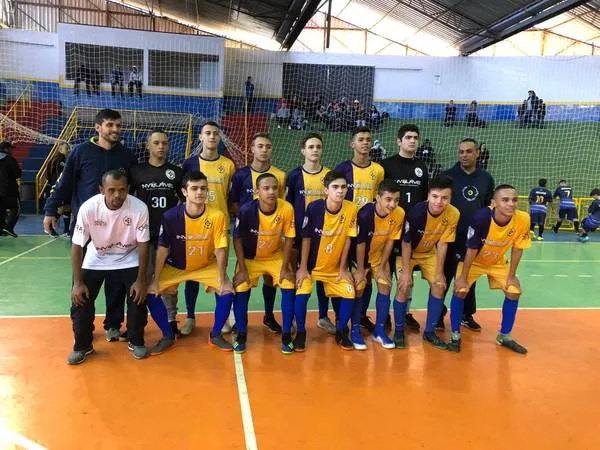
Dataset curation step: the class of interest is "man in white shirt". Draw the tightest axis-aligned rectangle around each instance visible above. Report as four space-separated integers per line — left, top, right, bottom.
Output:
68 170 150 365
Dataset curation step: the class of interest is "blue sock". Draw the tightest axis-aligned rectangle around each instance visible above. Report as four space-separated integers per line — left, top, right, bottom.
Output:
425 291 443 333
500 297 519 334
263 284 276 317
351 295 362 331
233 290 250 333
281 289 295 334
331 297 341 318
211 293 233 337
450 294 464 334
294 294 310 332
147 294 174 339
375 292 391 334
361 283 373 316
337 298 354 332
393 300 407 333
316 281 329 319
184 281 199 319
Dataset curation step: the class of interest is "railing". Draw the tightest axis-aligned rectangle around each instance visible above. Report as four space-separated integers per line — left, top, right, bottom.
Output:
517 195 593 231
0 82 32 141
35 108 78 214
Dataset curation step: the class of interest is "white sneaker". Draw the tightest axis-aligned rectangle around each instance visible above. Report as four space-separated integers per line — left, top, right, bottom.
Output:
317 317 336 335
372 334 395 349
181 318 196 335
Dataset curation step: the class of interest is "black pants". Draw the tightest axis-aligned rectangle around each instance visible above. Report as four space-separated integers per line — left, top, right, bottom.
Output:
442 242 477 317
70 267 147 351
0 196 19 232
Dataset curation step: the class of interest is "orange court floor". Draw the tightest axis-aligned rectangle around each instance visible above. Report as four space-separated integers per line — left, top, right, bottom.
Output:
1 309 599 450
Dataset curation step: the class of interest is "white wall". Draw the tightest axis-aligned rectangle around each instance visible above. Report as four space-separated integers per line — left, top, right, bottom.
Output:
0 29 59 79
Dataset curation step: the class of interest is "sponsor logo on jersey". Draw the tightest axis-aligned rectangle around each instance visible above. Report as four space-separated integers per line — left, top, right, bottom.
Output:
140 181 175 189
394 179 422 186
415 168 423 177
217 165 225 174
94 220 107 227
442 218 449 226
165 169 176 180
123 217 132 226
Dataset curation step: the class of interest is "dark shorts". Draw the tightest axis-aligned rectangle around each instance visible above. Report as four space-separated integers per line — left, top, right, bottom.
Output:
582 217 599 232
558 207 578 220
530 211 546 225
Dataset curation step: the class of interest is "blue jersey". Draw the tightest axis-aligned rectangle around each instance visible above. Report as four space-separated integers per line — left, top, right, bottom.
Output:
528 187 553 214
554 185 576 209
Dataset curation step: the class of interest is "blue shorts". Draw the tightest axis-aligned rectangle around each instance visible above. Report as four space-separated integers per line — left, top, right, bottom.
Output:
558 207 578 221
582 217 599 232
530 211 546 226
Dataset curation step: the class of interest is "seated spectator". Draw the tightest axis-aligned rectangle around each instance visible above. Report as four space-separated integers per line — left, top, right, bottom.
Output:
290 108 307 130
276 97 291 129
466 100 486 128
477 142 490 170
444 100 457 127
367 105 382 130
352 99 366 128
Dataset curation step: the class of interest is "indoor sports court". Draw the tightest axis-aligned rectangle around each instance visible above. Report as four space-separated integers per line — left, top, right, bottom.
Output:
2 0 600 449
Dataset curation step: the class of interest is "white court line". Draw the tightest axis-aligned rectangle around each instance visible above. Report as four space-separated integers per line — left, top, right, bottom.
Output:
530 274 544 277
0 238 58 267
0 424 48 450
553 274 569 278
233 353 258 450
578 274 593 278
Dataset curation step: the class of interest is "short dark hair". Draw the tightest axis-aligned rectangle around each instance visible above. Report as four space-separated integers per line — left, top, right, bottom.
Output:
147 128 167 141
94 109 121 126
351 126 371 139
302 132 323 148
429 175 453 192
101 169 128 185
256 172 278 189
323 169 347 188
559 179 566 184
538 178 547 187
590 188 600 196
200 121 220 133
182 170 208 188
252 132 272 144
460 137 478 147
397 124 419 140
377 179 400 195
493 184 517 196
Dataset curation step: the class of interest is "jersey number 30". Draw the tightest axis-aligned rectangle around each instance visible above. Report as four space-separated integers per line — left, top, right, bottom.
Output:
151 196 167 208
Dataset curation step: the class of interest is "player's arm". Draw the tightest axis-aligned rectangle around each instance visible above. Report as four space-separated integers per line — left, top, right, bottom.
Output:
215 246 233 295
130 241 149 304
506 247 523 292
280 237 295 284
70 207 89 306
455 247 476 294
375 239 395 285
148 245 169 294
354 241 367 288
296 237 311 289
398 240 413 295
434 241 449 291
338 237 353 283
232 237 249 288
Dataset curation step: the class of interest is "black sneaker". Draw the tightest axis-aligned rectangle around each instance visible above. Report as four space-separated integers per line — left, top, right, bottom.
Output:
233 333 247 354
293 331 306 352
118 330 128 342
447 336 461 353
360 316 376 333
335 330 354 350
263 315 282 334
552 225 559 234
496 334 527 354
423 331 448 350
3 229 18 238
170 321 181 338
461 315 482 332
393 330 406 349
405 313 420 332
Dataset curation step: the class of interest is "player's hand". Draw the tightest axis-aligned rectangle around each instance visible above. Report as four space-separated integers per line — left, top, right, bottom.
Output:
398 271 412 296
72 281 89 306
279 266 295 285
219 277 234 295
375 265 392 286
233 268 249 288
353 268 366 288
338 269 354 284
130 278 147 305
434 273 447 292
505 276 521 294
295 268 310 290
43 215 58 236
454 277 469 296
147 280 159 295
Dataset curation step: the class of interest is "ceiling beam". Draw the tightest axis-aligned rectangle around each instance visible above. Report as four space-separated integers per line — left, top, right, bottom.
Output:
458 0 589 55
280 0 322 49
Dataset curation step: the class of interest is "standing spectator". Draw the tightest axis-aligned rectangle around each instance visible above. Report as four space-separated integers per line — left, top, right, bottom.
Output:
245 76 254 110
537 99 546 129
276 97 291 129
523 90 540 127
444 100 457 127
128 66 142 98
45 142 72 236
91 68 101 95
352 99 366 127
111 66 124 97
517 101 527 127
477 142 490 170
367 105 382 130
0 141 21 237
74 64 90 96
466 101 486 128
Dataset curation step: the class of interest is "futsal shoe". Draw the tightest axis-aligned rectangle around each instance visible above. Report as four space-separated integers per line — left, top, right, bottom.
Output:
423 332 448 350
233 333 247 354
169 321 181 338
181 318 196 335
536 236 544 241
461 315 482 332
372 331 395 349
263 315 282 334
67 347 94 365
209 334 233 351
405 313 420 332
393 331 406 349
359 316 376 333
149 337 175 355
447 334 461 353
351 328 367 350
293 331 306 352
335 330 354 350
529 230 535 239
317 317 336 335
127 343 150 359
579 236 590 243
496 334 527 354
105 328 121 342
3 229 17 238
281 333 295 354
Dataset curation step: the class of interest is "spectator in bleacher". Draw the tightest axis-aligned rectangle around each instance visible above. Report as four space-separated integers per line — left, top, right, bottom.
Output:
111 66 124 97
91 68 101 95
291 107 307 131
0 141 22 238
74 64 91 96
367 105 382 130
352 99 366 128
128 66 142 98
416 138 436 167
308 94 323 121
537 99 546 129
466 100 486 128
43 109 137 340
477 142 489 170
276 97 291 129
45 142 72 236
444 100 457 127
245 76 254 110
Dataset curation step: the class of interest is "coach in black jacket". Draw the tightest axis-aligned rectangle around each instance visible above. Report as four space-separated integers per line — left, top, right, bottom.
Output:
0 141 22 237
441 138 495 331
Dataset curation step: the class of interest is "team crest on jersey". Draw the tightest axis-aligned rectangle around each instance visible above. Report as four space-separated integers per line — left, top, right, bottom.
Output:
339 214 346 224
123 217 132 226
217 165 225 174
204 219 212 229
507 228 514 237
370 171 376 180
165 169 176 180
415 167 423 177
274 215 282 224
388 218 396 226
442 218 448 226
